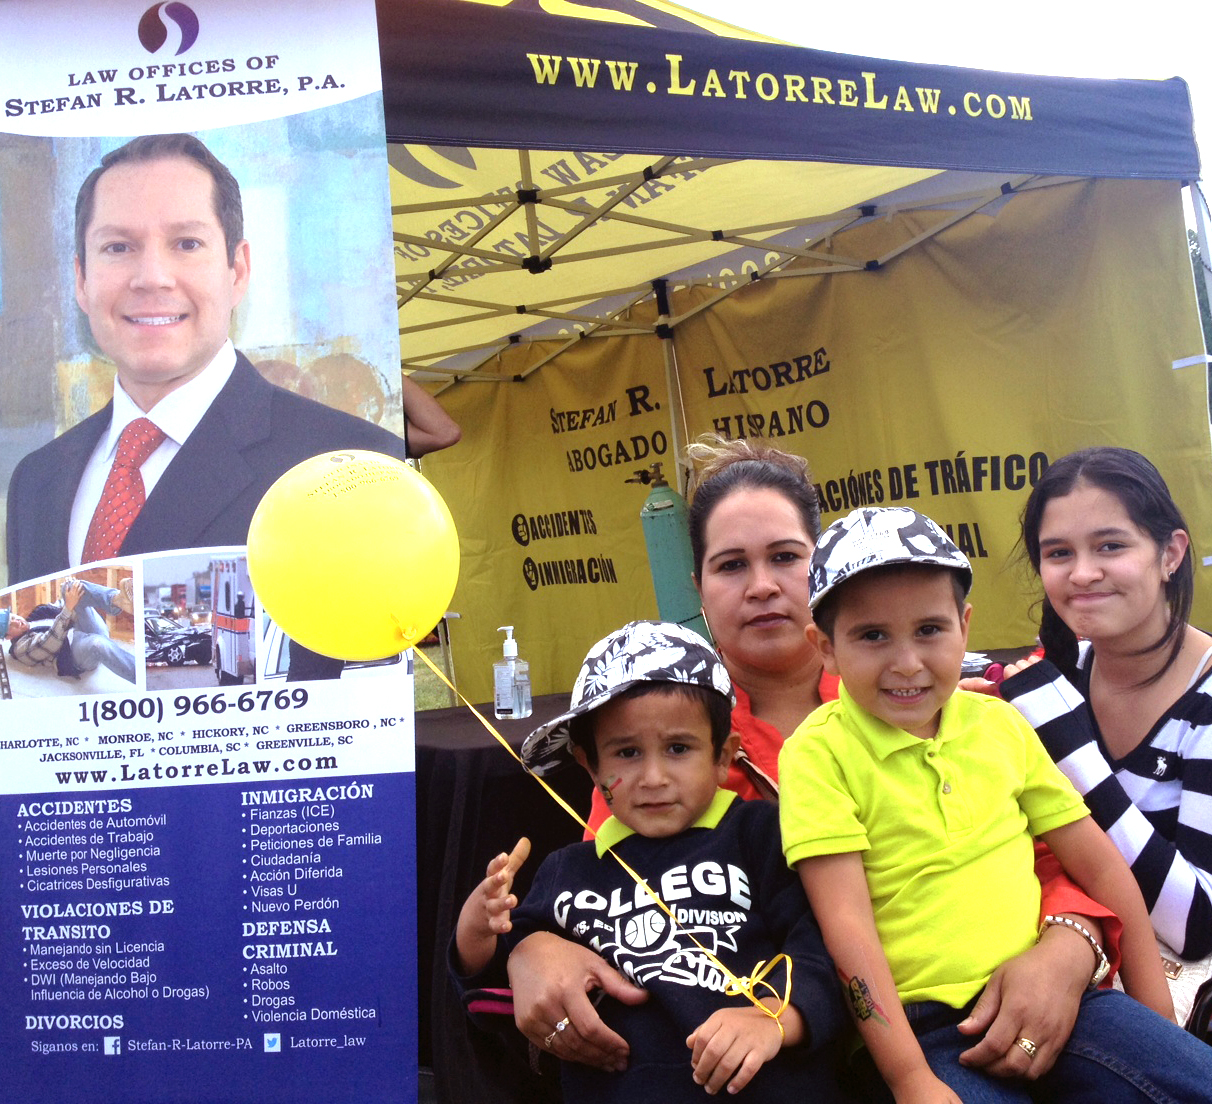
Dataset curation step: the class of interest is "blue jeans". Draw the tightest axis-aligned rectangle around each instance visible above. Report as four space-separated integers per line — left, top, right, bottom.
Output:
72 581 136 684
853 989 1212 1103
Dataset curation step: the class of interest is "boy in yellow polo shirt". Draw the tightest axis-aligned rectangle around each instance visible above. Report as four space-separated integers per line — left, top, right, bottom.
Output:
778 507 1209 1103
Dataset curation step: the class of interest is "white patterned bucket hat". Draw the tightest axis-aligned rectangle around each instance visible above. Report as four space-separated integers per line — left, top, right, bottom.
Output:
809 507 972 611
520 620 733 776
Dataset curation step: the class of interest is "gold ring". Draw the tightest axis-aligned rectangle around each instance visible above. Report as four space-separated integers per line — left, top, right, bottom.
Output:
1016 1037 1038 1059
544 1016 571 1049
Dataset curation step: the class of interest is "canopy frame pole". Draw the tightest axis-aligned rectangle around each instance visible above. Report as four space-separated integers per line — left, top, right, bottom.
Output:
653 279 691 493
1193 182 1212 357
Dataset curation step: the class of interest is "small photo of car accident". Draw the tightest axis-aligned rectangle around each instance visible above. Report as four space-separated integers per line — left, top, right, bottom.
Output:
142 552 255 692
144 611 212 669
1 565 137 698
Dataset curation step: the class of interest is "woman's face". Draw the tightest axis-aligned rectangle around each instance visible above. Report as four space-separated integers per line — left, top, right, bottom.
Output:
1036 480 1186 649
695 486 816 676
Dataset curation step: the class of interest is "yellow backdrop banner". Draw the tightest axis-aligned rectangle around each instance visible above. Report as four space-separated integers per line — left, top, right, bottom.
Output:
421 177 1211 704
422 333 672 702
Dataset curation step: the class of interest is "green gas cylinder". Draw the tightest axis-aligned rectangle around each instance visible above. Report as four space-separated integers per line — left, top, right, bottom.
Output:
630 463 711 643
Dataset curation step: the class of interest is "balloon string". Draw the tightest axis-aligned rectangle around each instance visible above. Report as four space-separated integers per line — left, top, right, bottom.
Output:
414 647 594 835
413 647 792 1031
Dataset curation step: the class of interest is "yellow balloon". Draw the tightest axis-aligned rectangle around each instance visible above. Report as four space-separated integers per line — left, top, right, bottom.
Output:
247 450 459 660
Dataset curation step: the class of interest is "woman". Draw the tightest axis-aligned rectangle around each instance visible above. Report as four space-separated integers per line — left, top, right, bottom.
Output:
580 437 828 823
505 437 1120 1085
1002 446 1212 1018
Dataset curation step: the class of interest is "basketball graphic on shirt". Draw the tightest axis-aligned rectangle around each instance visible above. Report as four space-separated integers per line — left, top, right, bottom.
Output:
623 909 667 950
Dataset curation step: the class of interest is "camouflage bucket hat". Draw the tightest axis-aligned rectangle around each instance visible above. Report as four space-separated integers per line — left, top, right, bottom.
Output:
809 507 972 610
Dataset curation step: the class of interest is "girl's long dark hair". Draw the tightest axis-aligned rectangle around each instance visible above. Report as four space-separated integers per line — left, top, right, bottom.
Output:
1020 447 1193 684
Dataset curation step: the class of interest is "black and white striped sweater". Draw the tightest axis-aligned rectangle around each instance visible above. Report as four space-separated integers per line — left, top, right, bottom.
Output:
1003 654 1212 959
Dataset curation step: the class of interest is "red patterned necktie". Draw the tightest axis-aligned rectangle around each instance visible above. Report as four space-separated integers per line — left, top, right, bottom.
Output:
81 417 167 562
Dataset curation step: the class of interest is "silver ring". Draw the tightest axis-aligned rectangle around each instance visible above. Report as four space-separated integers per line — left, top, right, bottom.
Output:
1016 1037 1038 1059
543 1029 558 1049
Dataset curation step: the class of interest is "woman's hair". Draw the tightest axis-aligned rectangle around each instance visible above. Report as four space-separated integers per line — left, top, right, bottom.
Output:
1020 446 1193 683
686 435 821 578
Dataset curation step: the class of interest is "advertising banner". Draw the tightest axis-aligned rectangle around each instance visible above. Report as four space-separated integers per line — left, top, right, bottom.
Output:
426 332 668 700
675 177 1212 649
381 0 1201 179
0 3 416 1101
423 175 1212 703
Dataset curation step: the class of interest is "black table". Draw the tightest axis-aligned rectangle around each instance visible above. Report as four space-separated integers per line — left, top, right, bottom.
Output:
416 695 591 1103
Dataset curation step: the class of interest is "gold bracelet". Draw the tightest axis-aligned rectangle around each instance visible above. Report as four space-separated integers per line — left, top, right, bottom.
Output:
1039 914 1110 987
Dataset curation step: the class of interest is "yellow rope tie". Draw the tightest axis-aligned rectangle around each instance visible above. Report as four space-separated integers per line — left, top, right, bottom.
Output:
414 648 792 1029
724 956 792 1042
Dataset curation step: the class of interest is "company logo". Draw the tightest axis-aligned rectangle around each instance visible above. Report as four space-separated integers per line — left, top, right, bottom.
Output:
263 1033 281 1053
103 1036 122 1055
138 3 200 56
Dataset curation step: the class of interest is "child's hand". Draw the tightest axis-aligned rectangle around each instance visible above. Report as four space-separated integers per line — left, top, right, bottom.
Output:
454 837 530 975
479 836 531 936
686 1003 800 1095
889 1068 963 1104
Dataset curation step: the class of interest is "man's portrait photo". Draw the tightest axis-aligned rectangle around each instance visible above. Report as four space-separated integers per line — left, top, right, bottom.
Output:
1 115 458 592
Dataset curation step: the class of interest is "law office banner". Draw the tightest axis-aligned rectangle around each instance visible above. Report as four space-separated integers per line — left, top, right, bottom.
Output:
424 332 669 705
675 175 1212 649
422 174 1212 695
381 0 1200 179
0 3 416 1101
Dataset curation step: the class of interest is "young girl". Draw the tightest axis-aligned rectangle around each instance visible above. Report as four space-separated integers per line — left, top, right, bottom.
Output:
1002 446 1212 1022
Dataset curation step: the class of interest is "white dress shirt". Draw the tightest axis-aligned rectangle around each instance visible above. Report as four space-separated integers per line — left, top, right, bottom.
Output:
68 341 238 565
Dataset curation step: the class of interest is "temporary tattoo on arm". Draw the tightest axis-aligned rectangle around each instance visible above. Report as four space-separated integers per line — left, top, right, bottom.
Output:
840 969 891 1028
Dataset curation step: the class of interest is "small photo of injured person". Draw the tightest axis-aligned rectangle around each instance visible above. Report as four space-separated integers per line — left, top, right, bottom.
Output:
1 566 137 697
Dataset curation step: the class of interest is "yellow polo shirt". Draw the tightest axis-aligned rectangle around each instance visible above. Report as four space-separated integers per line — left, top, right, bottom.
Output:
780 685 1087 1008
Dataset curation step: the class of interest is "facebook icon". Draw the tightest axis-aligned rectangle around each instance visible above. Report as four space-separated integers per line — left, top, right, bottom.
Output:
103 1036 121 1056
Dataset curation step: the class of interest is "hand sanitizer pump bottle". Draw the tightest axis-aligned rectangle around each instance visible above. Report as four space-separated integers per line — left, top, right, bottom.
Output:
494 626 532 720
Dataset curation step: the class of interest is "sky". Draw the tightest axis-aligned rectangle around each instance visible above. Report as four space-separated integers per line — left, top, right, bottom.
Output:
684 0 1208 207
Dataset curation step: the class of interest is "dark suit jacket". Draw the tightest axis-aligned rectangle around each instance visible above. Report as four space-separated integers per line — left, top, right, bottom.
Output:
6 352 409 585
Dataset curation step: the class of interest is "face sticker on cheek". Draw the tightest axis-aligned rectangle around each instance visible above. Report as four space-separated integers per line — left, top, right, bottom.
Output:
599 776 621 804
